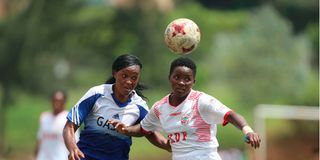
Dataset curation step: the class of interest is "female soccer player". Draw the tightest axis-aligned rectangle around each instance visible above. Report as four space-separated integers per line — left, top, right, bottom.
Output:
63 54 170 160
109 57 261 160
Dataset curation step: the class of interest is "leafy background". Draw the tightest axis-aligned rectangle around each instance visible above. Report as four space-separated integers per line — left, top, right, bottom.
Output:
0 0 318 159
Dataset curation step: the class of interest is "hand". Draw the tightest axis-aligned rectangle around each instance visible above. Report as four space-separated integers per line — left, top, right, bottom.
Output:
244 132 261 149
68 147 85 160
108 120 128 134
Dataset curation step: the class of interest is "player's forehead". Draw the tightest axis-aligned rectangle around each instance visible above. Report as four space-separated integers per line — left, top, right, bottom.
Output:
116 65 141 74
171 66 194 76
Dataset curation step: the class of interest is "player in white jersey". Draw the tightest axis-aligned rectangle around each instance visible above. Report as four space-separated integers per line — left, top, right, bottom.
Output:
63 54 170 160
109 57 261 160
35 90 70 160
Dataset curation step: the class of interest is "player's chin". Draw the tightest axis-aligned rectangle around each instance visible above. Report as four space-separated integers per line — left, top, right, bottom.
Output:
173 89 189 97
120 88 133 95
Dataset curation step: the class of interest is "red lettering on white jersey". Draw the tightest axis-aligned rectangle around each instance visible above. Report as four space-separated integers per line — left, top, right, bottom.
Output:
170 112 182 116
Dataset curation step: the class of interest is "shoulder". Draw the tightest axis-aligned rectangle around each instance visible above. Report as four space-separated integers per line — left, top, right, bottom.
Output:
89 84 112 95
152 95 169 109
195 91 215 101
131 92 148 109
39 111 52 121
187 90 203 101
196 91 221 108
59 110 69 117
81 84 111 100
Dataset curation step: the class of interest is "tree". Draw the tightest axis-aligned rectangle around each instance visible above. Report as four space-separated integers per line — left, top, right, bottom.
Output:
209 5 314 106
0 0 85 154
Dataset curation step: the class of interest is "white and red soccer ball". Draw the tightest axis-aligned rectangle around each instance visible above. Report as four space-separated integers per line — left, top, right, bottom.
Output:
164 18 201 55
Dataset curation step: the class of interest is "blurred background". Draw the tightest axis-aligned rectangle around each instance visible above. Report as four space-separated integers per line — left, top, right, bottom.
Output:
0 0 318 160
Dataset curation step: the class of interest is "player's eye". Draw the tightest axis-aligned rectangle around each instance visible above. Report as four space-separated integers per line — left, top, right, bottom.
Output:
122 74 127 79
131 76 137 81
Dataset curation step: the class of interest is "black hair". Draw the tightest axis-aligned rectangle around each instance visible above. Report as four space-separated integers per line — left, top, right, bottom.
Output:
105 54 148 100
169 57 197 78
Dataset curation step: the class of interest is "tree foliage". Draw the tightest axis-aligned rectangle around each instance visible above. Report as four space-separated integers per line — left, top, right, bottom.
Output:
209 5 315 106
0 0 318 155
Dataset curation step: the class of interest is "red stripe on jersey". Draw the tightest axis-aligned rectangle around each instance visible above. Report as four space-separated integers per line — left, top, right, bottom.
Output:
170 112 182 116
222 110 233 126
152 96 169 119
190 91 211 142
188 90 201 101
140 126 153 135
154 107 161 119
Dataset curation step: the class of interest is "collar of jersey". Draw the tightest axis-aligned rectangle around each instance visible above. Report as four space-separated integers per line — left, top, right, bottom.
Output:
111 93 132 108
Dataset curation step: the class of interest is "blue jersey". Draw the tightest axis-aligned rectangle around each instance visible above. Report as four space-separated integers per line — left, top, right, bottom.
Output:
67 84 149 160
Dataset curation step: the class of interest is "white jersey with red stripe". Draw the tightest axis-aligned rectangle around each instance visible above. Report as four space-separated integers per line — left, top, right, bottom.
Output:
140 90 232 160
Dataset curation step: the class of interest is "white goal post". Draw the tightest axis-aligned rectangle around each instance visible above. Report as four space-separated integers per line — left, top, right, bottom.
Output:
253 104 319 160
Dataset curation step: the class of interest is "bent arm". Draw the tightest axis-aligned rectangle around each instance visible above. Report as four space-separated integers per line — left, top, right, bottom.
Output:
226 111 248 130
109 121 171 152
145 131 171 152
63 121 85 160
109 120 146 137
125 123 146 137
227 111 261 149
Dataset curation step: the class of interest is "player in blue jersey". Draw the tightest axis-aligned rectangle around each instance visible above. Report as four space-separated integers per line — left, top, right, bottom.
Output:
63 54 171 160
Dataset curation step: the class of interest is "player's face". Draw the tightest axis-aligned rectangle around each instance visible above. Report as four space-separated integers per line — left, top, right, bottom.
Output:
113 65 141 98
52 92 65 114
169 66 195 98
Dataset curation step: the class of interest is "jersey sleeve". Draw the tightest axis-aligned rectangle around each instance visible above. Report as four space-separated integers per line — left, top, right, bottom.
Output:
134 100 150 124
140 104 162 133
67 87 103 126
198 93 232 125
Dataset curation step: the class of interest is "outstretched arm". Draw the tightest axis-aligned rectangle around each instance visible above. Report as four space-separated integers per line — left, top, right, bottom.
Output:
227 112 261 149
63 121 85 160
108 120 145 137
108 120 171 152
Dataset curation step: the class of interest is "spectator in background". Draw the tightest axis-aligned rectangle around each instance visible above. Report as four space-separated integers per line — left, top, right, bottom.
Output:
35 90 71 160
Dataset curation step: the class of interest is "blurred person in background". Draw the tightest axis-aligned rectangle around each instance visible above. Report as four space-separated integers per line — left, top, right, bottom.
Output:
109 57 261 160
63 54 170 160
35 90 70 160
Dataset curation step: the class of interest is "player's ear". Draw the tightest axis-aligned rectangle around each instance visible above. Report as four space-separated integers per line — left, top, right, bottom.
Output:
112 71 116 77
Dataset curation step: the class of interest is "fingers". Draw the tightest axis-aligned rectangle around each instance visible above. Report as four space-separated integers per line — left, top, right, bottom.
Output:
78 150 85 158
246 132 261 149
107 120 117 127
68 149 85 160
68 153 78 160
107 120 127 133
68 154 74 160
115 123 124 130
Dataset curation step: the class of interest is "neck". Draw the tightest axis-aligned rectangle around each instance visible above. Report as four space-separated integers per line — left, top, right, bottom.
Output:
169 93 188 106
112 85 130 103
53 110 63 116
115 93 129 103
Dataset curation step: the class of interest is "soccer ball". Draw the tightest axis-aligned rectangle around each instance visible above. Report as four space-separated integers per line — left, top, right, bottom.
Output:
164 18 200 55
